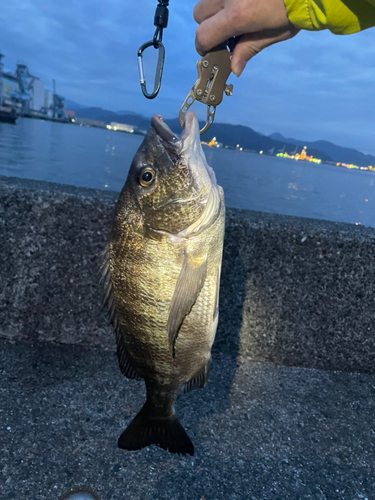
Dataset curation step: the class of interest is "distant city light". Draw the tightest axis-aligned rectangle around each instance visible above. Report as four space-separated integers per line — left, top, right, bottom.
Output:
277 151 321 164
186 130 371 171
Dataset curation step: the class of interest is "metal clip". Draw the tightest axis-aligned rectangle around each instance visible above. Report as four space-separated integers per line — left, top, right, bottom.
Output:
179 43 234 135
137 40 165 99
137 0 169 99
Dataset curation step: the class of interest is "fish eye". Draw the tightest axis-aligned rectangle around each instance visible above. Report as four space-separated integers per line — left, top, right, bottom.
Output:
139 167 155 187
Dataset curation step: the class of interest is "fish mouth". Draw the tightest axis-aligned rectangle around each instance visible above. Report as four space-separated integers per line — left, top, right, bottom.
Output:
150 111 199 156
152 112 218 212
151 115 182 153
180 111 199 142
151 112 201 210
181 112 218 186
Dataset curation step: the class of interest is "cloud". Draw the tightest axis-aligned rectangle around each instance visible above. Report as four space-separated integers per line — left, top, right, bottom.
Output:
0 0 374 154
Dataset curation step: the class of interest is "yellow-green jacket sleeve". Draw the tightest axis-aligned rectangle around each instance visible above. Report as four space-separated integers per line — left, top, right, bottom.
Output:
284 0 375 34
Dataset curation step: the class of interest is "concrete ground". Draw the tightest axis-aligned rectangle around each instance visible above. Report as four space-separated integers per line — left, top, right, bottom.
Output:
1 339 374 500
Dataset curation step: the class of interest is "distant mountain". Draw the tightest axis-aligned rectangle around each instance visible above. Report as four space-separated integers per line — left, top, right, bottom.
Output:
74 108 150 129
97 113 151 130
72 108 333 161
77 107 375 163
167 119 334 162
68 106 373 166
65 99 87 110
74 107 118 119
117 110 140 115
269 133 375 167
270 133 296 142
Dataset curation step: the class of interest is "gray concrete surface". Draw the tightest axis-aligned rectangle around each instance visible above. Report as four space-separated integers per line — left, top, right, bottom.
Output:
1 175 375 373
1 338 375 500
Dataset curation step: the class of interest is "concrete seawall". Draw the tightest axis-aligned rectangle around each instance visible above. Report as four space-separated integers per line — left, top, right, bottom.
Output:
1 175 374 374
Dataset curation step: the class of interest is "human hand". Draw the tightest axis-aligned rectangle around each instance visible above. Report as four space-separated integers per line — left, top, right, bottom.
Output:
194 0 299 77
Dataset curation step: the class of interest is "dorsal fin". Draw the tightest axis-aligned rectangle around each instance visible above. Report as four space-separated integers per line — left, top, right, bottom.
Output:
101 245 142 381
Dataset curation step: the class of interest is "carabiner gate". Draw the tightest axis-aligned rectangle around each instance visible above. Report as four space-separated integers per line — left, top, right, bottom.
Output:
137 40 165 100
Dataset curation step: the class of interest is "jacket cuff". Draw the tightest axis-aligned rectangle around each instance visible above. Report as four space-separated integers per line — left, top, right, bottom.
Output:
284 0 362 34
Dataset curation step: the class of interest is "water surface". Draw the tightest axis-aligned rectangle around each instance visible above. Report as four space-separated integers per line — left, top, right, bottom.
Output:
1 118 374 227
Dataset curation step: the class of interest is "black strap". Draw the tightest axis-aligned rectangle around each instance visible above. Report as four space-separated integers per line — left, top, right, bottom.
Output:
153 1 169 47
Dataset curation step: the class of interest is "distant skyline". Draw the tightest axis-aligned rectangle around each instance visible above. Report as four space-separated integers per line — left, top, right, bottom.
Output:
1 0 374 155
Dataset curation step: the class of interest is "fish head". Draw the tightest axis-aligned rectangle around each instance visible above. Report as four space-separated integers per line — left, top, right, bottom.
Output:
123 111 218 235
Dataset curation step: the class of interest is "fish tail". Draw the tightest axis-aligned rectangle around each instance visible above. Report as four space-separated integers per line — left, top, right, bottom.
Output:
118 402 194 456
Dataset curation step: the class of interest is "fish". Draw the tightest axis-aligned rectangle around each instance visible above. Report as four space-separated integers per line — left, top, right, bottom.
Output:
101 111 225 456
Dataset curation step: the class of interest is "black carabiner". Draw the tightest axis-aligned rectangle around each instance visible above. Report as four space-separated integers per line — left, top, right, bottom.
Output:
137 40 165 99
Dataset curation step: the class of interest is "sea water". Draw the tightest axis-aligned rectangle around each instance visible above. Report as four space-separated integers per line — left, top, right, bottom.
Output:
0 118 374 228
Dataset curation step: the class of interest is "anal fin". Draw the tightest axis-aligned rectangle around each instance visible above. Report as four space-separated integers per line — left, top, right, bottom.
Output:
182 359 211 394
116 329 142 381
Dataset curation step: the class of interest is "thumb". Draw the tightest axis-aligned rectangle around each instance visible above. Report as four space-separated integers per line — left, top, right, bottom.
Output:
231 27 299 77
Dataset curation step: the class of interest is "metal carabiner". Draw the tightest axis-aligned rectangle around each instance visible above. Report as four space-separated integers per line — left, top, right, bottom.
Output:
137 0 169 99
137 40 165 100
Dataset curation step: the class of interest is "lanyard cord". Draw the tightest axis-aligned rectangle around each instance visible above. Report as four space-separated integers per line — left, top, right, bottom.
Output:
153 0 169 48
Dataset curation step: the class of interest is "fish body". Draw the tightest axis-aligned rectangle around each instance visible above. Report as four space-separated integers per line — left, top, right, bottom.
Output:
102 111 225 455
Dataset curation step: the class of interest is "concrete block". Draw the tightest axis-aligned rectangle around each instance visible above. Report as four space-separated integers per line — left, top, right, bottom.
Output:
1 176 374 373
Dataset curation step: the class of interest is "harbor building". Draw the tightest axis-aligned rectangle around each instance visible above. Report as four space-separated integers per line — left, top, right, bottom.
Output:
1 72 20 107
30 78 45 112
0 52 68 121
44 90 53 111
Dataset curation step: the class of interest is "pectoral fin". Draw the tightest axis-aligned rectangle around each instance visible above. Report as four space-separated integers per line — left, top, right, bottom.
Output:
167 251 207 357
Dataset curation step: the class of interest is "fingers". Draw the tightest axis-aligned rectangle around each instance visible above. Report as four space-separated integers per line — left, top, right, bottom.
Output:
231 27 299 77
193 0 224 24
195 8 244 55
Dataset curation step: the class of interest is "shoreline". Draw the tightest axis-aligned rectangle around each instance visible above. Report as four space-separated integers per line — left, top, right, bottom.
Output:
13 114 374 169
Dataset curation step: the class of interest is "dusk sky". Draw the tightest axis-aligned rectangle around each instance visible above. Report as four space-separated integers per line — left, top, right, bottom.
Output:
1 0 374 155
